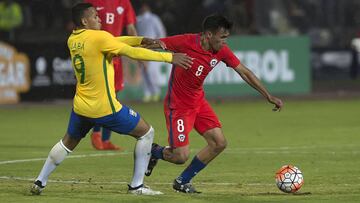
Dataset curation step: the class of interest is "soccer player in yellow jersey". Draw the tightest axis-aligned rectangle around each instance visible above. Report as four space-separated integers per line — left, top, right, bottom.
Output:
30 3 192 196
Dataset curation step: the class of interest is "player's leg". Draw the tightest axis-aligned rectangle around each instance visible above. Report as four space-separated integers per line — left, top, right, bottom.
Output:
171 128 225 194
91 125 103 150
196 127 227 163
141 62 153 103
146 108 194 176
101 127 111 141
127 119 164 195
105 105 162 195
31 110 92 195
101 127 121 150
147 61 162 102
173 101 224 193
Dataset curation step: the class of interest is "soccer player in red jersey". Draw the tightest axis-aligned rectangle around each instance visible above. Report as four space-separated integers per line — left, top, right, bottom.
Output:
85 0 138 150
145 14 284 193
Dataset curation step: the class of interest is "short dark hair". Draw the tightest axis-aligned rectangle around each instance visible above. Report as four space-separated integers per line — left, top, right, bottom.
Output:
72 3 93 27
202 14 233 33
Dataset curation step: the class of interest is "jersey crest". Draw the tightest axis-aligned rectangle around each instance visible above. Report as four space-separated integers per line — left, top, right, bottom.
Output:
178 134 186 142
117 6 124 14
210 59 218 67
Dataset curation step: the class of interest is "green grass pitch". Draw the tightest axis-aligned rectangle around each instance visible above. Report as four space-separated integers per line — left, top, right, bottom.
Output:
0 99 359 202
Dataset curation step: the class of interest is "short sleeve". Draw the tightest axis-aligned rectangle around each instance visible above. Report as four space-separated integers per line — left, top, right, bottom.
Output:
220 45 240 68
160 34 187 52
94 31 172 62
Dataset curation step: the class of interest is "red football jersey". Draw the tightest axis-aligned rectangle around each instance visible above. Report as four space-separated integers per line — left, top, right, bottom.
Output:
85 0 136 36
161 33 241 109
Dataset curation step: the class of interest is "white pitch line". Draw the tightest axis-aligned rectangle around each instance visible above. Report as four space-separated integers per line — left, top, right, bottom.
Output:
0 152 131 165
0 176 241 186
1 147 359 165
2 176 360 187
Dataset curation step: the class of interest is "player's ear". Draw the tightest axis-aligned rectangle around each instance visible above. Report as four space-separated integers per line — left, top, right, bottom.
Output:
81 18 87 27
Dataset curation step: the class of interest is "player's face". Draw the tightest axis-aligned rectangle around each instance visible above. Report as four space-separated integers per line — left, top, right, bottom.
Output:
208 27 230 52
82 7 101 30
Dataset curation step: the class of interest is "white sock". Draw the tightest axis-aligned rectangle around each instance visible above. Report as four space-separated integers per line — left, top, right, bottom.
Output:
130 127 154 188
36 140 72 186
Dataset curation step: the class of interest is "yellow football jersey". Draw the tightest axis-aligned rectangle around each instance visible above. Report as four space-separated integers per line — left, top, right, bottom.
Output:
67 29 172 118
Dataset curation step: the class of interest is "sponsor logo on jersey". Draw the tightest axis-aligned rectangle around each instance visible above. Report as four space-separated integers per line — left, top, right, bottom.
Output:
210 59 218 67
178 134 185 142
96 7 104 10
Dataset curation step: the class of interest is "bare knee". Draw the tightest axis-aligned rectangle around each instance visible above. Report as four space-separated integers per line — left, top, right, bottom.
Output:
163 147 190 164
203 128 227 154
173 153 189 164
62 134 81 151
128 118 151 138
213 139 227 154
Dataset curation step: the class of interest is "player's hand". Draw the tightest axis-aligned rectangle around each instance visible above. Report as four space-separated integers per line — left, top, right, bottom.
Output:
156 40 166 50
267 95 283 112
141 38 166 49
172 53 193 69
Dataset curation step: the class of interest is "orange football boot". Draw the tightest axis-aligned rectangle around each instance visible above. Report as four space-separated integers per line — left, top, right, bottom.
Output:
91 132 104 150
102 141 122 151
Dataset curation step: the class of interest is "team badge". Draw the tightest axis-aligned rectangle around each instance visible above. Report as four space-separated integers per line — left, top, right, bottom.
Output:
178 134 186 142
117 6 124 14
210 59 218 67
129 109 137 117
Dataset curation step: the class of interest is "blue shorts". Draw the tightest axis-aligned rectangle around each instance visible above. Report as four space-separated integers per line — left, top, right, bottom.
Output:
67 105 141 139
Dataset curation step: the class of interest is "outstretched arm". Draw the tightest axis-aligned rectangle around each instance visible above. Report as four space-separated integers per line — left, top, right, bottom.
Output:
98 31 192 68
118 44 191 68
140 38 166 50
234 63 283 111
116 36 143 46
116 36 166 49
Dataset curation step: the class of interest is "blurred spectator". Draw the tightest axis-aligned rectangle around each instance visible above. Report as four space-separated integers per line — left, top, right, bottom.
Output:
0 0 23 42
285 0 309 33
224 0 254 34
136 1 167 102
254 0 298 35
3 0 360 49
28 0 53 31
350 32 360 79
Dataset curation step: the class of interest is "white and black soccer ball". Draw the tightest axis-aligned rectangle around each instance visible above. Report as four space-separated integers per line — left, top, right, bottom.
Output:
275 165 304 193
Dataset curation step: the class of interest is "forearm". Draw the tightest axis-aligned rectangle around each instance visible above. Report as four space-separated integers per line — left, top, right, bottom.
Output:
120 45 172 63
235 64 283 111
244 72 271 99
126 24 138 36
116 36 144 46
236 65 271 99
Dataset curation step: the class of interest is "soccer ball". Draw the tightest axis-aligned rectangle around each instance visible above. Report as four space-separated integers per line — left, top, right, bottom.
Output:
275 165 304 193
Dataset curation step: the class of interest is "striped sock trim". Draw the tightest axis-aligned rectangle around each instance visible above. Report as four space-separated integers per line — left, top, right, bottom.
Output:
60 140 73 153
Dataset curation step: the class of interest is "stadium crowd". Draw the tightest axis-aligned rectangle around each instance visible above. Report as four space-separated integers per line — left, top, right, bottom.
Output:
1 0 360 49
